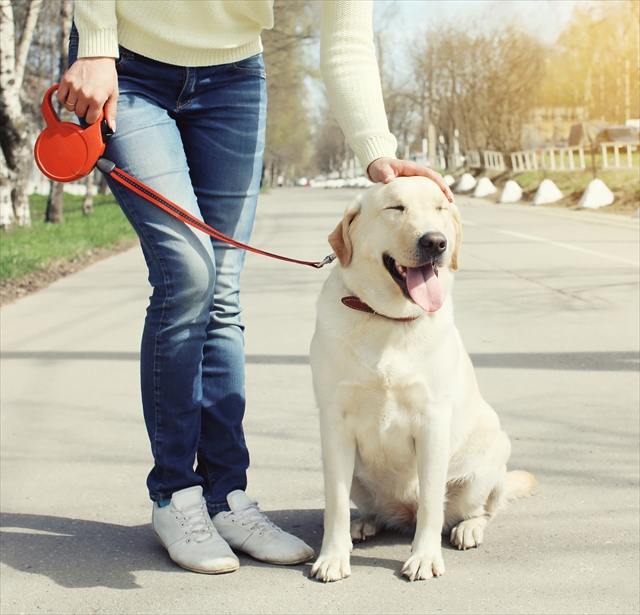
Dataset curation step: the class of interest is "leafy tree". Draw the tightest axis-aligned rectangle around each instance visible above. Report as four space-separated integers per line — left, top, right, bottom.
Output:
537 0 639 124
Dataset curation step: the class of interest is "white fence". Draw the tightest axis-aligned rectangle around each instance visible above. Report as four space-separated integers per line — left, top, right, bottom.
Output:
467 143 638 172
510 150 540 171
539 147 586 171
600 142 639 169
483 150 505 171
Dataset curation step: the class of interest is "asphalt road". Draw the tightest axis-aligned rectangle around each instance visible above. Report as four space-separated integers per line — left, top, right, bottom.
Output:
1 188 638 615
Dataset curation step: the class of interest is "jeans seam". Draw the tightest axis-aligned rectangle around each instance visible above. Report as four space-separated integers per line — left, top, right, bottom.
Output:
108 179 173 496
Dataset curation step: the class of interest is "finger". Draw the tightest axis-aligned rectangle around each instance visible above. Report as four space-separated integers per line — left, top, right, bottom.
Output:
380 163 395 183
75 98 90 121
424 169 455 202
394 161 455 202
85 101 104 125
56 80 71 105
398 162 454 202
103 91 119 132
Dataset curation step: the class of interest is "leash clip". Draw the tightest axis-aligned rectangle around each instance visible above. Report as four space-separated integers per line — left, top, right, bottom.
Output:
314 253 337 269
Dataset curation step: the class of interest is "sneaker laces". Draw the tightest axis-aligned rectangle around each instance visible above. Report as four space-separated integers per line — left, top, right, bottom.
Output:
172 501 215 543
225 500 281 534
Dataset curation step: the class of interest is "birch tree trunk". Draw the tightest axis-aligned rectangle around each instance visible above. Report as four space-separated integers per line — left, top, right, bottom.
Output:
0 0 43 228
45 0 73 225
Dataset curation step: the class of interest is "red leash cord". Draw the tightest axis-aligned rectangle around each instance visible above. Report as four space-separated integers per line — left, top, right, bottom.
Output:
96 159 336 269
33 85 335 269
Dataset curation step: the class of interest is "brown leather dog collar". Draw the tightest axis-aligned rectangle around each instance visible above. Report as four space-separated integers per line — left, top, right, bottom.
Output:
341 296 419 322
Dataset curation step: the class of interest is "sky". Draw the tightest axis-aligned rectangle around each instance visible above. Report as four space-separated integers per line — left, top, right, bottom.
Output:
373 0 581 45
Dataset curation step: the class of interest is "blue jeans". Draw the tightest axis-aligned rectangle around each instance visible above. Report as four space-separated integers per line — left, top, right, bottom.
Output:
69 32 267 513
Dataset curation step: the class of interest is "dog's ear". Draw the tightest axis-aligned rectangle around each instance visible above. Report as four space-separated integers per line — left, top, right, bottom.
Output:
329 196 362 267
450 203 462 271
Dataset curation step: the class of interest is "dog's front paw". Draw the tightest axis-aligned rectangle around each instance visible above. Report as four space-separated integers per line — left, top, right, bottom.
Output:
450 518 486 550
401 550 445 581
310 551 351 582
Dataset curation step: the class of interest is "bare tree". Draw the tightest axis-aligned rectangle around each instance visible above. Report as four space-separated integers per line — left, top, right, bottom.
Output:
314 96 350 175
409 22 545 160
0 0 43 228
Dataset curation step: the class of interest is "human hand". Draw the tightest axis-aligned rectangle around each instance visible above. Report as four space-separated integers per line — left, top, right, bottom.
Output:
367 157 454 202
57 57 119 131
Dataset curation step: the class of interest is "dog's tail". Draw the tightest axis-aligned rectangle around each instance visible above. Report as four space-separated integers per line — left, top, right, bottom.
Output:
503 470 537 503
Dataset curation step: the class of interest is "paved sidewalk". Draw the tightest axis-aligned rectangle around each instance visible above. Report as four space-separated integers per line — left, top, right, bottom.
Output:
1 188 638 614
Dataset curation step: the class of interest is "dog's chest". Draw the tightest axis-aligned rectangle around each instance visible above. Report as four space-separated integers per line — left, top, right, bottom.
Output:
343 379 426 437
342 382 424 475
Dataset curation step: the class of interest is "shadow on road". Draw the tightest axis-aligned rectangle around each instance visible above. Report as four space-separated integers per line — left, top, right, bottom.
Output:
2 350 637 371
1 508 460 587
0 509 326 589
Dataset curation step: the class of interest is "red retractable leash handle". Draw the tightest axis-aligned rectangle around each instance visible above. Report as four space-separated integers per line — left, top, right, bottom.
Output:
34 85 335 269
34 84 110 182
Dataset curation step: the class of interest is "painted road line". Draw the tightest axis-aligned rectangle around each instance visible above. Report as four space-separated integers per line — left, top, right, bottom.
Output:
462 219 639 267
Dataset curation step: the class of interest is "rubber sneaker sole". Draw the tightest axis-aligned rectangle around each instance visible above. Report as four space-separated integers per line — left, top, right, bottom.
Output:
154 531 239 575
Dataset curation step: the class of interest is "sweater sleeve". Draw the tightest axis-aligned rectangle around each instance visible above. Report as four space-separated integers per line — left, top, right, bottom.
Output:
74 0 120 59
320 1 397 171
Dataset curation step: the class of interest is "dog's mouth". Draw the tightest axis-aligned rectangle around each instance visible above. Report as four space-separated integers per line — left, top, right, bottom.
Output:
383 254 444 312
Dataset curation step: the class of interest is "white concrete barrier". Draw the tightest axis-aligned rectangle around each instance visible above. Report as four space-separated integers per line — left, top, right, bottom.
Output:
578 178 614 209
455 173 477 192
499 180 523 203
443 174 456 186
533 179 563 205
473 177 497 198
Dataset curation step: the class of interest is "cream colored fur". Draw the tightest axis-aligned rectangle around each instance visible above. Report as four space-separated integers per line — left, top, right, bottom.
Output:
309 177 536 583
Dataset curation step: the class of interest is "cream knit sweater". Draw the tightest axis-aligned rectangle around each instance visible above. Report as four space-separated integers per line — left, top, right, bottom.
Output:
74 0 397 168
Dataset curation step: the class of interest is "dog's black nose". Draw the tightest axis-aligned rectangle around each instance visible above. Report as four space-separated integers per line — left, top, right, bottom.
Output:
419 232 447 257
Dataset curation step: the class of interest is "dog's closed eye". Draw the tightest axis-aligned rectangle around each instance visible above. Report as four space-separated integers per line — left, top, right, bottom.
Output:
385 204 405 212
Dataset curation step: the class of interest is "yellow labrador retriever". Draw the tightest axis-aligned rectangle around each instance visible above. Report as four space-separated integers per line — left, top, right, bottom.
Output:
309 177 536 582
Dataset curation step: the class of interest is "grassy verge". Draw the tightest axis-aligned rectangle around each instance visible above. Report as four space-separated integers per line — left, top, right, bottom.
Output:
1 192 137 284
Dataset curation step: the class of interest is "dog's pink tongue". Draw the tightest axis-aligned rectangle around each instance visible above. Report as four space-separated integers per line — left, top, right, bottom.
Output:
406 264 444 312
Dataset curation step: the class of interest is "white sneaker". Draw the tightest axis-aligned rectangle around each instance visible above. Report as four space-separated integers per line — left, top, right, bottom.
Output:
212 490 314 565
152 486 239 574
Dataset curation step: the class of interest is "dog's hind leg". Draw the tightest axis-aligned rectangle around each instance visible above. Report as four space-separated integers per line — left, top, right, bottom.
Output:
350 515 381 542
349 476 381 541
446 430 511 550
447 467 505 550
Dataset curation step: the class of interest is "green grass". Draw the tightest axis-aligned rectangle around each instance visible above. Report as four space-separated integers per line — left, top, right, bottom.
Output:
0 193 136 283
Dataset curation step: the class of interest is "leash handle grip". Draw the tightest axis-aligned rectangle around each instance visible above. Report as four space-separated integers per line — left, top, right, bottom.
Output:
34 84 106 182
41 84 61 128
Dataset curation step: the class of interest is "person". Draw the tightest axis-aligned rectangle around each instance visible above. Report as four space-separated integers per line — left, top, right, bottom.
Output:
59 0 454 575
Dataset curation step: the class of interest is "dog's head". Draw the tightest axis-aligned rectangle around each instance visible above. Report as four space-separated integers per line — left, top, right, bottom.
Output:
329 176 462 319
